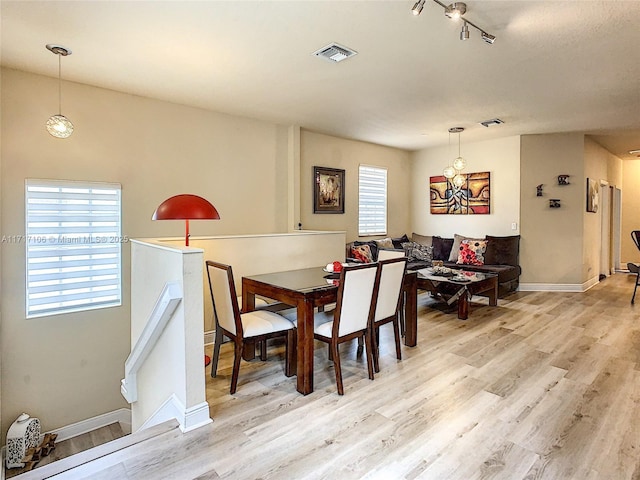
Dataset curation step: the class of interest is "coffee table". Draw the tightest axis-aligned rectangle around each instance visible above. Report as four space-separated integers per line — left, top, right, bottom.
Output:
415 268 498 320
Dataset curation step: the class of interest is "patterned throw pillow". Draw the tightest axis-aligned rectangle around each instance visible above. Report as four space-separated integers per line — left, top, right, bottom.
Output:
350 244 374 263
375 237 394 249
457 239 487 265
402 241 433 264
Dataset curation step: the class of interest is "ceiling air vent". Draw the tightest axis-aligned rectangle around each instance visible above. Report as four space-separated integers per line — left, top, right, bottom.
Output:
480 118 505 127
313 43 358 63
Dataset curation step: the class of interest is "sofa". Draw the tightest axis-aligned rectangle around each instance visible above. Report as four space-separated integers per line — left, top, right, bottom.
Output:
346 232 521 297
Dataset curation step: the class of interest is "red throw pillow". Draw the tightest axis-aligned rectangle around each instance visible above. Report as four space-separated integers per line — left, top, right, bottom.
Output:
350 244 373 263
457 239 487 266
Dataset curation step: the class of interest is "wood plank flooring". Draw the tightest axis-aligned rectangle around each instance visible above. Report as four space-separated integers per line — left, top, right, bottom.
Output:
22 273 640 479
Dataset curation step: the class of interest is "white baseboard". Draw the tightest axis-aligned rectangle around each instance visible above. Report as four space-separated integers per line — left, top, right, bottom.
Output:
138 394 212 434
519 275 599 293
204 329 215 346
50 408 132 443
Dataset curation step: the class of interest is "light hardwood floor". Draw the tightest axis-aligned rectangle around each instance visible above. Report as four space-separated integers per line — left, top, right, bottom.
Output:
23 273 640 479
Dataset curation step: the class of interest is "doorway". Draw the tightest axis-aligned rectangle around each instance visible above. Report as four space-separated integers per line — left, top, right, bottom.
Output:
599 180 611 278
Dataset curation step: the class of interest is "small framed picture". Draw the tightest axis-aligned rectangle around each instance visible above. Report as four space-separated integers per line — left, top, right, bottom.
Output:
313 166 345 214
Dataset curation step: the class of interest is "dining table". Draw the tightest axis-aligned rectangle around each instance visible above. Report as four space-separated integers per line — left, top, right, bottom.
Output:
242 266 417 395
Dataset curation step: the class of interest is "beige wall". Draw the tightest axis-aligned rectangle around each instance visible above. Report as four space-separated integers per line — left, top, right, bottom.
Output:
520 134 585 285
622 160 640 264
410 135 521 238
0 68 293 433
299 130 411 243
519 134 622 287
583 138 609 281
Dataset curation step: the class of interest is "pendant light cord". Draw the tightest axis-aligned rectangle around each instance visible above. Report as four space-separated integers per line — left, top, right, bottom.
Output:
57 53 62 115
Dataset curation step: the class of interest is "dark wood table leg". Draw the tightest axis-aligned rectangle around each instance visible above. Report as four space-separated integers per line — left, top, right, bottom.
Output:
296 299 315 395
457 287 469 320
241 288 257 360
404 273 417 347
488 278 498 306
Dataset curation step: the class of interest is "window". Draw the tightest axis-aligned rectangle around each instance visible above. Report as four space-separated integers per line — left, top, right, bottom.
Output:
358 165 387 236
25 179 122 318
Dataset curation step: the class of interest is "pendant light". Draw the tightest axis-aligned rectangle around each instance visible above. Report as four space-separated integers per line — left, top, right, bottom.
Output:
45 44 74 139
451 127 466 171
444 126 466 181
443 130 456 179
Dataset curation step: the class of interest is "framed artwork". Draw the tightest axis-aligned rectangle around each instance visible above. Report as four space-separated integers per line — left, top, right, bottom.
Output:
429 171 490 215
586 177 599 213
313 166 345 214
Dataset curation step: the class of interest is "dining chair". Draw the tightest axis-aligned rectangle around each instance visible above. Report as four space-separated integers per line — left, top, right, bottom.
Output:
371 257 408 373
293 263 379 395
363 249 406 339
206 260 296 394
628 230 640 304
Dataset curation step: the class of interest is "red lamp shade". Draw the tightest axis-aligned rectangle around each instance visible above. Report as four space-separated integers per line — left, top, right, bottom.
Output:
152 194 220 246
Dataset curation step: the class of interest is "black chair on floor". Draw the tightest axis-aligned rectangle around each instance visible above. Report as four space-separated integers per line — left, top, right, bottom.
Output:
628 230 640 305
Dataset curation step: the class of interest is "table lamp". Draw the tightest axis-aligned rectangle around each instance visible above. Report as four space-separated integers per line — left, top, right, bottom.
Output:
152 194 220 246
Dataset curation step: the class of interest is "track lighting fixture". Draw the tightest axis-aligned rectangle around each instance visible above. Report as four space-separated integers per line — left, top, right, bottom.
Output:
444 2 466 19
460 22 469 41
481 31 496 44
412 0 425 16
412 0 496 45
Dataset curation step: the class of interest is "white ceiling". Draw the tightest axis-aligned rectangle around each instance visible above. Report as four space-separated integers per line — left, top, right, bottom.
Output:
2 0 639 159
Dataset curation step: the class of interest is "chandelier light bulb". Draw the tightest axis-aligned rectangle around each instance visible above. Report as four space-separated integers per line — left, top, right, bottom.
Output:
453 174 466 188
443 165 456 179
453 156 466 171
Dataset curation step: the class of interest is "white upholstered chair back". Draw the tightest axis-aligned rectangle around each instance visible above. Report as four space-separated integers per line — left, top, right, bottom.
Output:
377 249 405 261
374 258 407 322
335 263 378 338
206 261 241 337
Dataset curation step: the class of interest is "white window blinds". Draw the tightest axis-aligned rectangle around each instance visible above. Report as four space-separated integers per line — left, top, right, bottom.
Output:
25 179 122 318
358 165 387 236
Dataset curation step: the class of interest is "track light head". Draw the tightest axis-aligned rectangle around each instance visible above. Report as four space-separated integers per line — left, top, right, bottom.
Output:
445 2 466 20
460 22 470 41
481 31 496 44
411 0 425 16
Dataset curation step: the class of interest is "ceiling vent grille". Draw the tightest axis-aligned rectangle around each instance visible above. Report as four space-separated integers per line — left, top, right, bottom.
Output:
480 118 505 127
313 43 358 63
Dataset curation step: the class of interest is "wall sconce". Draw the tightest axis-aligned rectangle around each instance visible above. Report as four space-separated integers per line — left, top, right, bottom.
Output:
152 194 220 246
45 44 74 138
536 184 543 197
549 199 561 208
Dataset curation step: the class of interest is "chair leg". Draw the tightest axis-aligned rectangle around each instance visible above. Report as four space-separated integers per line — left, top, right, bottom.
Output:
285 330 296 377
211 326 223 378
371 327 380 374
230 341 243 394
633 274 639 305
393 315 402 361
399 292 406 337
356 336 364 356
363 332 375 381
332 342 344 395
259 340 267 361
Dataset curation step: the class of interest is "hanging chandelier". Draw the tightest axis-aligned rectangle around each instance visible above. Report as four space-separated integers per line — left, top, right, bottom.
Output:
45 44 74 139
444 127 466 187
